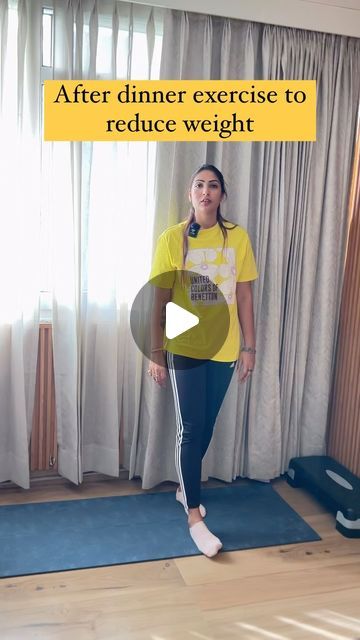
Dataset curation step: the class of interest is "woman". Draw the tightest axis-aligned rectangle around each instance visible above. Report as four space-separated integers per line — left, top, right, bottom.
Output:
148 164 258 557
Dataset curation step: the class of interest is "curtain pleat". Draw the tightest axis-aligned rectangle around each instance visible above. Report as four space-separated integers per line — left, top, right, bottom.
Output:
88 0 98 78
0 0 8 109
146 9 155 79
111 2 119 79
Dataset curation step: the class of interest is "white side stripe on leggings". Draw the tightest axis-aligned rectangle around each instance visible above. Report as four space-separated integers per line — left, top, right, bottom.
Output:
167 352 188 514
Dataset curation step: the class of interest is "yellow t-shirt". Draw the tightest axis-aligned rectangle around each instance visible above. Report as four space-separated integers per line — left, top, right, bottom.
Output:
150 221 258 362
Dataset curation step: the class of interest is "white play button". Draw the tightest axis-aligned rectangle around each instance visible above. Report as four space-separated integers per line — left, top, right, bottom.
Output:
165 302 199 339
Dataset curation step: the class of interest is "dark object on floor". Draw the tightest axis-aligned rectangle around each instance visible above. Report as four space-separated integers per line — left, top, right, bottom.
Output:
0 482 320 577
286 455 360 538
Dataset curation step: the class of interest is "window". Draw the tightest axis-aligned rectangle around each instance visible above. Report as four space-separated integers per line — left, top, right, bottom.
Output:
36 2 163 321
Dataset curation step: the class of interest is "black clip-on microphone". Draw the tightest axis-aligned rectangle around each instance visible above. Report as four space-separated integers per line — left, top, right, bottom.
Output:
188 222 201 238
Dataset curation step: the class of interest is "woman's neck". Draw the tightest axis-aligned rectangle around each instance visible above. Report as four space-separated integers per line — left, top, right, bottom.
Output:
194 212 218 229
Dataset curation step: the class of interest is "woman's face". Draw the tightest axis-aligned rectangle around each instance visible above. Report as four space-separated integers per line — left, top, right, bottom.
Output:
189 170 224 216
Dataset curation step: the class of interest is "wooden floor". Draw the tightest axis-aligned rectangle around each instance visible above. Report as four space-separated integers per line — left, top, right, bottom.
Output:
0 476 359 640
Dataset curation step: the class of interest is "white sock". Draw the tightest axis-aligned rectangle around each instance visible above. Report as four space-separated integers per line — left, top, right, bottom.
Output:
176 488 206 518
189 521 222 558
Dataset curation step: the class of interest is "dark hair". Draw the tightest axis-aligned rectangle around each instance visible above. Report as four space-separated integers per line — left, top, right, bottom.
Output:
182 164 236 269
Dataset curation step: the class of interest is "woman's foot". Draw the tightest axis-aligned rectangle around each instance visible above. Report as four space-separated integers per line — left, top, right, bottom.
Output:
187 507 222 558
189 521 222 558
176 487 206 518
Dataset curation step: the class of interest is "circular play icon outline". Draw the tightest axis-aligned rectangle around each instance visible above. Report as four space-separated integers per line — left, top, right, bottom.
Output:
130 269 230 369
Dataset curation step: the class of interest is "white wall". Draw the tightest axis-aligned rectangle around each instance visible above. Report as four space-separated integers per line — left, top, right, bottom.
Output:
132 0 360 38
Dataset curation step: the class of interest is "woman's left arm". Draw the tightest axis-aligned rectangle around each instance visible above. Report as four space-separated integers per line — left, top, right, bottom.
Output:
236 281 256 383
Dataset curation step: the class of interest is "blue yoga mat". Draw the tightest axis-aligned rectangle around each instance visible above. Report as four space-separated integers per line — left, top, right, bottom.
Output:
0 483 320 577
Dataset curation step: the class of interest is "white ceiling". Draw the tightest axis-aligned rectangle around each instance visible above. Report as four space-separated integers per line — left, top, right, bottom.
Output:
131 0 360 37
301 0 359 8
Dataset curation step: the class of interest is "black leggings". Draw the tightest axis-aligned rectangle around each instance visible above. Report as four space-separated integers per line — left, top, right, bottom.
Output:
167 353 235 511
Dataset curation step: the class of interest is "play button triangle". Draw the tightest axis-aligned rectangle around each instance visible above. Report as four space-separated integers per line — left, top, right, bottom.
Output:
165 302 199 339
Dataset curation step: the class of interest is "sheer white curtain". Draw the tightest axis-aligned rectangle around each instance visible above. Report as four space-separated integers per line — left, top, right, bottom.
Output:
0 0 42 488
0 0 162 488
49 0 162 484
133 10 360 488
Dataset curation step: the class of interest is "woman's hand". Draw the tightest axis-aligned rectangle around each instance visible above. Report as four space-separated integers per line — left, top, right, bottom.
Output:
147 350 167 387
236 281 256 384
237 351 255 383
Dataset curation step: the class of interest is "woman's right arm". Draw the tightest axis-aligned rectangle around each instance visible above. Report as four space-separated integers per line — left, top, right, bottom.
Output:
148 286 171 387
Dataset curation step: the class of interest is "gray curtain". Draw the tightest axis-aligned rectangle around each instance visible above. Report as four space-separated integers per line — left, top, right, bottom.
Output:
132 10 360 487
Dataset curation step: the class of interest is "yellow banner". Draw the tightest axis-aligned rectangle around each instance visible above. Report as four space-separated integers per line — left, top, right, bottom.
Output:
44 80 316 142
